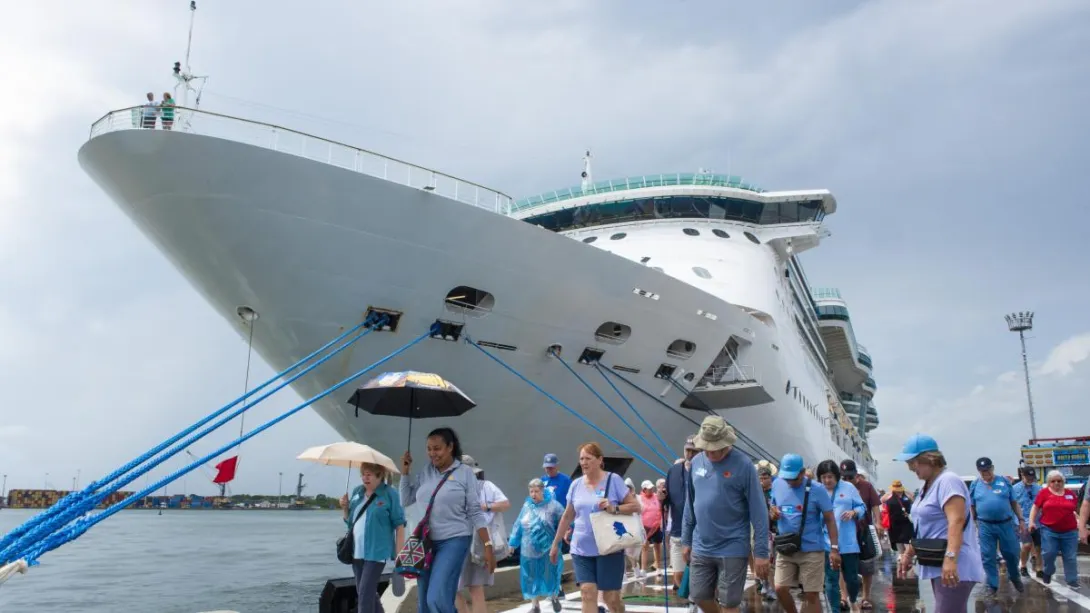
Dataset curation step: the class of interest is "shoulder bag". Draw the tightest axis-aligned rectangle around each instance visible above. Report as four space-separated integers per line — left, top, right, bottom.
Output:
337 491 377 564
773 479 811 555
394 468 456 578
589 472 645 555
910 478 968 567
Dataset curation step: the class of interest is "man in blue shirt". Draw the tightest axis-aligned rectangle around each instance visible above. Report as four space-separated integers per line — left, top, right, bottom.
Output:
540 453 571 507
681 416 769 613
664 435 698 591
1011 467 1042 578
769 453 838 613
969 457 1025 595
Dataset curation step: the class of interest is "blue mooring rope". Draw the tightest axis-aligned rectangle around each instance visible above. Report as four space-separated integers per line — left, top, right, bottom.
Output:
0 314 385 557
592 363 676 462
466 337 665 478
551 353 673 470
16 324 434 566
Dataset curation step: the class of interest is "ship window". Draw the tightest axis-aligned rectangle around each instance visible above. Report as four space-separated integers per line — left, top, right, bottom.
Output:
744 231 761 244
682 228 700 236
683 372 695 382
692 267 712 279
712 229 730 239
640 256 651 263
594 321 631 345
444 286 495 317
610 233 627 240
667 339 696 359
582 236 597 244
785 381 791 394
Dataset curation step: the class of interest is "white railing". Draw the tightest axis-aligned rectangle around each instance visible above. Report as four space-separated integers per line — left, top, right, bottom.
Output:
88 106 516 215
696 364 757 388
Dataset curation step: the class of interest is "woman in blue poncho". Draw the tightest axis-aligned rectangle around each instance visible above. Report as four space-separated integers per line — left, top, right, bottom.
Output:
509 478 566 613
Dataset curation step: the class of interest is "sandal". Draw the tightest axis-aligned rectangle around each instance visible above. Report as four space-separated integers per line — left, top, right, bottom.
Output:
861 600 874 610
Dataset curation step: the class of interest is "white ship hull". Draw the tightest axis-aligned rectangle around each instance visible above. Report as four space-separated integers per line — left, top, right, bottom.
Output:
78 117 871 502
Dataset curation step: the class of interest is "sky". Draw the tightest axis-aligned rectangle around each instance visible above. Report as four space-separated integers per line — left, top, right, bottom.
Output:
1 0 1088 499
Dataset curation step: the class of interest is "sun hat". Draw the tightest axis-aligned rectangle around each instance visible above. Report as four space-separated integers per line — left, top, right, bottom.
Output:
692 415 737 451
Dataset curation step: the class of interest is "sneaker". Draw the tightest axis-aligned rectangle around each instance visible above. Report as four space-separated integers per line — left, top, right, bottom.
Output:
1020 566 1029 577
1042 574 1052 585
551 596 562 612
1012 578 1025 593
1036 570 1045 580
531 605 541 613
984 586 999 598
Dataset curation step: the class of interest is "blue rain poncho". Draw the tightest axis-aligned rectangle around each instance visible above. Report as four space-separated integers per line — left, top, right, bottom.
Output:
507 490 565 599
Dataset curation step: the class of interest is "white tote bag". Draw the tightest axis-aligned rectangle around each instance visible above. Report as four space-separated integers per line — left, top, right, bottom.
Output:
589 473 645 555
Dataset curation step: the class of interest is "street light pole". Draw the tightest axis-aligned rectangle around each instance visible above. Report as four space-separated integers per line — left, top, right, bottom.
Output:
1005 311 1038 440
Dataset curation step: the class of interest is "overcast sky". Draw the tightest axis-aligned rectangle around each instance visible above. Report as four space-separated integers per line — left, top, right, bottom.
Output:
1 0 1088 500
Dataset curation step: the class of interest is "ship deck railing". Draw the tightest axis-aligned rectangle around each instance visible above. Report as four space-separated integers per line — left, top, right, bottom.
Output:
87 106 515 215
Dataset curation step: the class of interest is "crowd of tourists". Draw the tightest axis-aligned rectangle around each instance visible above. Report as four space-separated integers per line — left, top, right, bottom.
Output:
332 423 1089 613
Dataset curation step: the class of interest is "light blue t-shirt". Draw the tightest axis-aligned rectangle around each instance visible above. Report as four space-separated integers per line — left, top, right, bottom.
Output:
822 481 867 554
911 470 984 583
969 475 1016 522
770 477 833 553
1011 481 1041 525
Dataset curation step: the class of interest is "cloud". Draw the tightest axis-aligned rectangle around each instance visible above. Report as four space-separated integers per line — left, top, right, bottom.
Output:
871 331 1090 487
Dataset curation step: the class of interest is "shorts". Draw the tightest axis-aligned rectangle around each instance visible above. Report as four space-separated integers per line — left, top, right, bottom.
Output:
689 554 748 608
1019 528 1041 547
572 552 625 591
645 528 664 545
858 554 877 577
669 538 685 571
775 550 825 594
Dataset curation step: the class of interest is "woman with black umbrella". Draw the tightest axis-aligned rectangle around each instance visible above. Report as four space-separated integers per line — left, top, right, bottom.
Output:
400 427 496 613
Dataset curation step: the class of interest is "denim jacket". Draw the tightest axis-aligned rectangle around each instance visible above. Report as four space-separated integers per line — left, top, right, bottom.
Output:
344 482 406 562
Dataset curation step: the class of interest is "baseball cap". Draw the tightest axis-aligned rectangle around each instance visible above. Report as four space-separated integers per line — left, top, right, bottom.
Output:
1022 467 1036 478
543 453 559 468
779 453 804 480
684 435 697 451
624 477 634 489
461 454 483 474
893 433 939 462
840 459 858 479
641 480 654 490
976 457 994 471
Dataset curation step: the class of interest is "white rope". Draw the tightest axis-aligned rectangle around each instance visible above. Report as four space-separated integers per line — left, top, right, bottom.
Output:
0 559 28 585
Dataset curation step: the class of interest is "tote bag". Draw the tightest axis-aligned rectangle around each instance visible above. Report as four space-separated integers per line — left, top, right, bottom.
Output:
589 473 644 556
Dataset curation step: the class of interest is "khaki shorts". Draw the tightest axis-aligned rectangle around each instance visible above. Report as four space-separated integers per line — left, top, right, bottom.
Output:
774 550 825 593
670 537 686 571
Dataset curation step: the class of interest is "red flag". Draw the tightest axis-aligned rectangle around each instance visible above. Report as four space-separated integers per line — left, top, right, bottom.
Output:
212 456 239 484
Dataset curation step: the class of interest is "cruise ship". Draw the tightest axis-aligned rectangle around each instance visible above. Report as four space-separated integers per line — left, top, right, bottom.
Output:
77 105 880 501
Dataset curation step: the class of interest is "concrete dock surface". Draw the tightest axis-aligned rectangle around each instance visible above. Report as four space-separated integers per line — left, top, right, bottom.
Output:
491 554 1090 613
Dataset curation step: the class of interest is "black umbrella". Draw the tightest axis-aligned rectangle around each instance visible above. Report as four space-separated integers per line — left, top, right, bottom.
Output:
347 371 476 447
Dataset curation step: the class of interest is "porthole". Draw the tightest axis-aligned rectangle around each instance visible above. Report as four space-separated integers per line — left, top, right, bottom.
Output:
582 236 598 244
682 228 700 236
594 321 631 345
692 267 712 279
444 286 495 317
744 231 761 244
667 339 696 359
712 229 730 239
683 372 696 382
610 233 627 240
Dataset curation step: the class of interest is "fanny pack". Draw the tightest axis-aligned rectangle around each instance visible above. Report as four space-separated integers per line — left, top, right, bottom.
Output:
774 479 811 556
909 479 968 567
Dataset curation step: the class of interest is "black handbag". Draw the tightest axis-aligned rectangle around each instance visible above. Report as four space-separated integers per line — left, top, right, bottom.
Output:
774 479 811 555
858 522 878 561
337 492 377 565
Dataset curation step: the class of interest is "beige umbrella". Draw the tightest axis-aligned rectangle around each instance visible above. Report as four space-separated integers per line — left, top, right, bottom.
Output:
297 442 400 474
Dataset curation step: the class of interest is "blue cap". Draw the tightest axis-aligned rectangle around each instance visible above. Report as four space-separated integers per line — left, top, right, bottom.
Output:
894 434 939 462
543 453 559 468
779 453 804 479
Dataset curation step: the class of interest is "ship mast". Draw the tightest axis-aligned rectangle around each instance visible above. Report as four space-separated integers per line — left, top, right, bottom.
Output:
581 150 593 191
173 1 209 113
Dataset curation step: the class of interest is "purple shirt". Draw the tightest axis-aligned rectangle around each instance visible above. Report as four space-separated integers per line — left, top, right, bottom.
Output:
568 472 629 557
910 470 984 582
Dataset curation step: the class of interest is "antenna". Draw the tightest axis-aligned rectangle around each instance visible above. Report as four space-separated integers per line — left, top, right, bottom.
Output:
173 0 209 115
581 150 593 191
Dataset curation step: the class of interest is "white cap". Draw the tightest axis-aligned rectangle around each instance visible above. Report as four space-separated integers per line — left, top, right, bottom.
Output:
641 480 654 490
624 477 634 489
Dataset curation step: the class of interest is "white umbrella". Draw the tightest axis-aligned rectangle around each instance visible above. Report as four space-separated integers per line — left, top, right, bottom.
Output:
297 442 401 474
